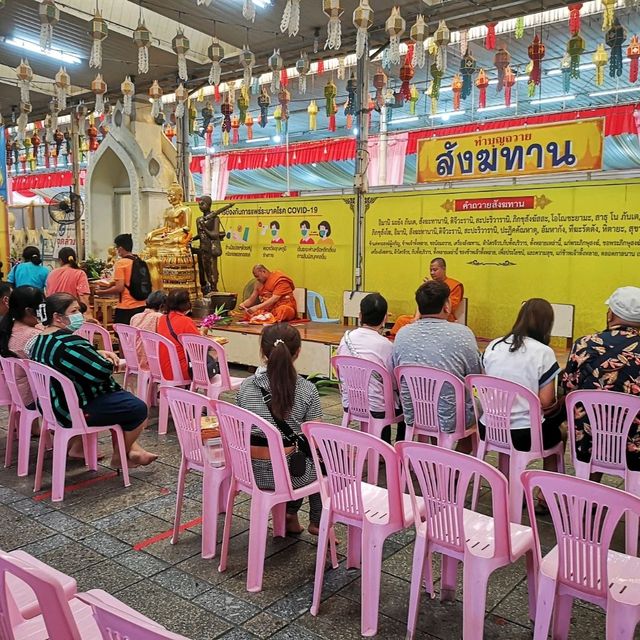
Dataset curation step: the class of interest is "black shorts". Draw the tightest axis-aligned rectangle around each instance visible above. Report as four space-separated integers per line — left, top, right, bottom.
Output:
83 390 148 432
478 420 562 452
113 306 145 325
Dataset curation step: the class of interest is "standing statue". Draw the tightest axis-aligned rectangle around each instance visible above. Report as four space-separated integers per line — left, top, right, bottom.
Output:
192 197 233 294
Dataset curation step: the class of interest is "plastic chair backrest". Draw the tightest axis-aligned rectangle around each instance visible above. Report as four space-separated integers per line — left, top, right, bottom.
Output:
138 329 184 383
74 323 113 352
114 323 140 373
307 291 329 322
397 441 510 556
396 365 465 438
522 470 640 600
303 421 403 524
332 355 396 420
0 357 32 410
566 390 640 471
180 335 232 390
0 551 82 640
466 374 543 452
214 400 291 494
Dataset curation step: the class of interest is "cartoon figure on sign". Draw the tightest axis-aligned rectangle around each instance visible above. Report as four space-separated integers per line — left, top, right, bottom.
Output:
227 224 250 243
299 220 315 245
317 220 334 246
270 220 285 244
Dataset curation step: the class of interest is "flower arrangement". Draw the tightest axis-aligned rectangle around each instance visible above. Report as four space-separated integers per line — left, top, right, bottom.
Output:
201 304 232 330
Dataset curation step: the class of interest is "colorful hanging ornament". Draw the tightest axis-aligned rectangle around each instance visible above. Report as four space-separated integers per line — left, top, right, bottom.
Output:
231 116 240 144
569 4 582 35
386 7 406 65
296 51 310 93
175 83 188 118
399 50 415 102
409 85 419 114
324 79 337 131
279 87 290 133
525 61 536 97
221 98 232 146
451 74 462 110
91 74 107 114
39 0 59 50
527 34 545 86
119 75 134 116
257 86 270 127
601 0 615 31
245 115 254 139
308 100 318 130
240 45 255 88
243 0 256 22
133 20 152 74
30 130 40 169
515 17 525 39
344 73 357 126
208 38 224 102
503 65 516 106
560 53 572 93
269 49 283 94
434 20 450 72
410 15 428 69
459 28 468 55
628 35 640 83
485 22 497 50
429 63 444 115
54 67 69 111
494 47 511 91
280 67 289 89
280 0 301 37
567 31 586 78
16 59 32 105
238 85 249 123
273 105 282 134
89 9 108 69
372 67 386 108
353 0 373 59
149 80 163 118
337 55 346 80
323 0 343 50
593 43 608 86
317 58 325 75
606 18 626 78
475 68 489 109
17 103 31 143
459 48 477 100
172 30 190 82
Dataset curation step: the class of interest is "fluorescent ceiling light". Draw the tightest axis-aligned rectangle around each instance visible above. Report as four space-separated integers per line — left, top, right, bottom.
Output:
4 37 81 65
246 136 270 143
589 86 640 97
393 116 420 123
251 0 270 6
477 104 517 113
429 111 466 120
530 95 575 105
547 63 596 77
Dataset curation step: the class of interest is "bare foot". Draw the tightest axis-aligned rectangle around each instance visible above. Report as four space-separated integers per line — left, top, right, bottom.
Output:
128 450 158 467
286 513 304 534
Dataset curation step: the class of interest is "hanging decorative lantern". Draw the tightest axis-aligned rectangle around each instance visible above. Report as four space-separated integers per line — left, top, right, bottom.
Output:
133 21 152 74
226 80 237 107
221 98 233 146
410 15 428 69
279 87 291 133
280 67 289 89
399 51 415 102
593 43 608 86
409 85 419 114
385 6 405 65
459 28 468 55
238 85 249 123
172 30 190 82
485 22 497 50
324 79 337 131
273 105 282 134
164 124 175 141
434 20 450 72
17 103 31 143
494 47 511 91
269 49 283 94
429 63 444 115
353 0 373 60
567 31 586 78
54 67 70 111
121 76 135 116
525 61 536 97
344 73 357 127
208 38 224 103
451 74 462 110
602 0 615 31
149 80 163 118
175 83 189 118
296 51 310 93
308 100 318 130
503 65 516 107
317 58 325 75
257 86 270 127
560 53 572 93
280 0 301 37
527 34 545 86
91 73 107 114
243 0 256 22
628 35 640 83
16 59 32 105
606 18 626 78
569 3 582 35
231 115 240 144
372 67 386 108
39 0 59 50
89 9 108 69
240 45 255 88
475 69 489 109
515 16 525 39
459 48 477 100
337 55 346 80
245 115 254 140
87 119 99 152
323 0 344 50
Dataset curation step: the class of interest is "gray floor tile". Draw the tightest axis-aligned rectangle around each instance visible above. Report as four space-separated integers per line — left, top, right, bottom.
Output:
193 586 262 624
113 550 169 577
81 532 132 558
151 566 214 599
0 504 56 550
242 611 287 638
73 558 142 593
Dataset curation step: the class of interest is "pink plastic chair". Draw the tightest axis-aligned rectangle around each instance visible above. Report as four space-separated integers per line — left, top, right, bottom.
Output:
74 322 114 352
180 334 243 400
566 389 640 556
1 357 41 477
395 364 477 449
27 361 131 502
523 470 640 640
302 421 410 636
138 329 191 436
216 400 335 593
331 354 403 484
164 387 230 559
114 323 146 396
397 441 537 640
466 374 565 524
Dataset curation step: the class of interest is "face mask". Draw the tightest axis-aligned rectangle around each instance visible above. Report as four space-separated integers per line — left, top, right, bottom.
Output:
301 228 308 237
66 312 84 331
271 228 278 236
319 229 327 238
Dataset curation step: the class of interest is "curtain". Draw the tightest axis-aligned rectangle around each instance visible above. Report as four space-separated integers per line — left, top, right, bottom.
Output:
367 132 409 187
210 154 229 200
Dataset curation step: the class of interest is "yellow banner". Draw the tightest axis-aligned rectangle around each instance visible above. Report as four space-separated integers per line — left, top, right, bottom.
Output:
416 119 604 183
364 180 640 340
192 196 355 317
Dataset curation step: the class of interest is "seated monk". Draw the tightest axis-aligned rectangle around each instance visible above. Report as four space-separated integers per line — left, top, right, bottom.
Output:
390 257 463 336
240 264 297 322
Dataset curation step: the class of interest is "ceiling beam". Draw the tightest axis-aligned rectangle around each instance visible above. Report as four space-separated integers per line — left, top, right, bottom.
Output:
0 64 86 101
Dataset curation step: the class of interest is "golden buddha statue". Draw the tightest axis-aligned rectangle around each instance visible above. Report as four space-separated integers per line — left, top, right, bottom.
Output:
145 246 164 291
145 182 192 251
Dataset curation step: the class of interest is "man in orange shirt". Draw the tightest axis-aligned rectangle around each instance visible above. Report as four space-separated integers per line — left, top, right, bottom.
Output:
390 257 464 336
240 264 297 322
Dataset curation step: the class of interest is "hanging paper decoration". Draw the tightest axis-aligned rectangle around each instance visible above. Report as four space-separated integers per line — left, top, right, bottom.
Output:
240 45 255 88
91 74 107 114
353 0 373 59
269 49 283 94
525 61 536 97
280 67 289 89
386 7 405 65
273 105 282 134
16 60 32 105
475 69 489 109
344 73 357 127
494 47 511 91
323 0 343 50
208 38 224 102
39 0 59 50
429 63 444 114
245 115 254 140
149 80 163 118
485 22 497 50
560 53 572 93
231 116 240 144
226 80 237 107
503 65 516 107
606 18 626 78
628 35 640 83
243 0 255 22
54 67 69 111
372 67 386 108
325 79 337 131
410 15 428 69
459 48 477 100
280 0 301 37
238 86 249 123
172 30 190 82
601 0 615 31
451 74 462 110
175 83 188 118
567 31 586 78
121 76 135 116
133 21 152 74
257 86 270 127
203 121 213 148
89 9 108 69
459 28 468 55
337 56 346 80
593 43 608 86
434 20 450 72
408 85 419 114
221 98 232 146
569 4 582 35
308 100 318 130
515 17 525 39
30 131 40 169
399 52 415 102
278 87 291 130
527 34 545 86
17 104 31 143
296 51 310 93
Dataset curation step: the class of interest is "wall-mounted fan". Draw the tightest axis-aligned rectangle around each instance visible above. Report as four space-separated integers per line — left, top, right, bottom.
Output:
48 188 84 226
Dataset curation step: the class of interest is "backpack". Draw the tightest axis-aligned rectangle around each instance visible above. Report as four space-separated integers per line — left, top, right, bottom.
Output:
126 255 152 301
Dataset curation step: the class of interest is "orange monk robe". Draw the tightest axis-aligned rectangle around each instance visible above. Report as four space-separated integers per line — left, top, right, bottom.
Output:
256 271 297 322
389 277 464 336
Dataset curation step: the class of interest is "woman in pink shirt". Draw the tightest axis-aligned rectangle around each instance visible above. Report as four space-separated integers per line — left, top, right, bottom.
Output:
131 291 167 369
46 248 91 309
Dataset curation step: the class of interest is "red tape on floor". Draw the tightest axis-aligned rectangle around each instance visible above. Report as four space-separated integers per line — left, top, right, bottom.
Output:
132 516 203 551
33 471 119 501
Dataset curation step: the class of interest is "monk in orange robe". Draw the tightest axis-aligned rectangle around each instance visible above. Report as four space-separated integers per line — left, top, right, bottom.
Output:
240 264 297 322
390 257 464 336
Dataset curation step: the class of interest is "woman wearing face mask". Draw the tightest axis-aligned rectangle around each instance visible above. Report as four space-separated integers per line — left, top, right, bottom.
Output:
28 293 158 467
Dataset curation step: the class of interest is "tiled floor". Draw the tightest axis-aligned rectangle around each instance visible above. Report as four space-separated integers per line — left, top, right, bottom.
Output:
0 373 631 639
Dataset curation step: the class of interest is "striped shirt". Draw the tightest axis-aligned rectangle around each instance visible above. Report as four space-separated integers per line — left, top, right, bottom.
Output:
29 330 120 426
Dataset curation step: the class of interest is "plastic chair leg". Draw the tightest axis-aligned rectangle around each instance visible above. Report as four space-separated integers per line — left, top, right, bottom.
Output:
462 560 491 640
16 413 33 477
171 460 188 545
440 555 458 602
51 432 72 502
508 458 527 525
84 433 99 472
605 600 640 640
551 593 573 640
272 503 286 538
406 533 428 640
4 407 16 469
113 428 131 488
33 428 49 493
471 440 487 510
346 524 362 569
218 482 237 574
533 573 557 640
310 513 332 616
158 393 169 436
202 468 225 560
525 549 538 622
360 529 385 636
246 497 270 593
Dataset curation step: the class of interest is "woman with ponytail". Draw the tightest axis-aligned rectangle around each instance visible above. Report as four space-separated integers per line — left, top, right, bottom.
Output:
46 248 91 309
7 246 49 290
237 323 323 535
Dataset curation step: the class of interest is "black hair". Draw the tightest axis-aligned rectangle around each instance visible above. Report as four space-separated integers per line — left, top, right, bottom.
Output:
40 293 77 327
58 247 79 269
270 221 280 230
146 290 167 311
318 220 331 236
166 288 191 312
0 286 44 357
499 298 555 353
415 280 451 315
431 257 447 269
0 282 12 300
299 220 311 229
360 293 387 327
22 246 42 265
114 233 133 252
